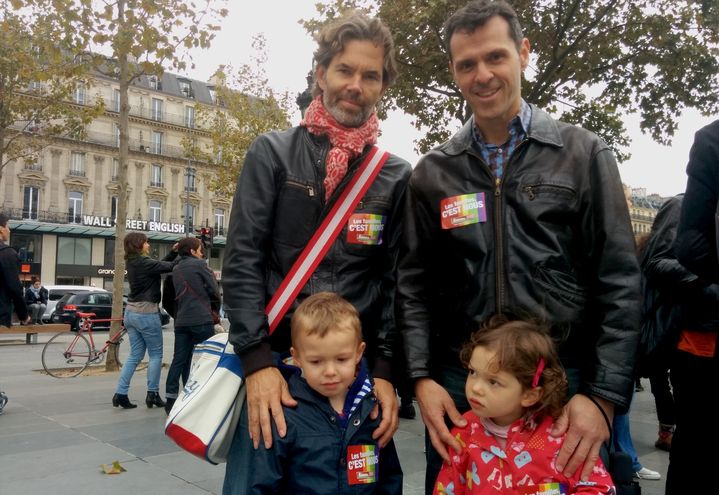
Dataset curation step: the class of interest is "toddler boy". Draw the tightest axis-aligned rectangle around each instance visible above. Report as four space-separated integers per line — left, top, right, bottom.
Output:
249 291 402 494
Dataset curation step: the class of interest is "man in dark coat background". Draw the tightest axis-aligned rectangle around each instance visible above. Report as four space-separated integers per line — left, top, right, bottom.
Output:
0 213 31 327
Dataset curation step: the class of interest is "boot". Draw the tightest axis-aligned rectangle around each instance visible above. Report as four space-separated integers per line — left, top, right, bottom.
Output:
655 423 674 451
164 397 176 415
146 391 166 408
112 393 137 409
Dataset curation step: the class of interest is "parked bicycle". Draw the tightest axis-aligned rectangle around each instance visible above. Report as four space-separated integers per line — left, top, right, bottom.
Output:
41 312 147 378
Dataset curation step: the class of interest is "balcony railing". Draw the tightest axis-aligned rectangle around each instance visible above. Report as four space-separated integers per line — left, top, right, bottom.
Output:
68 169 86 177
23 163 43 172
101 96 206 130
150 181 164 188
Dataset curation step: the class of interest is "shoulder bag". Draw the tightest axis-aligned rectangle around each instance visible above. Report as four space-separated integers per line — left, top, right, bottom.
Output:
164 147 390 464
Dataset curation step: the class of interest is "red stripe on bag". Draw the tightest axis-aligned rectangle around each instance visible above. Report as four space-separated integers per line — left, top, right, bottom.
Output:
165 423 207 458
265 147 389 333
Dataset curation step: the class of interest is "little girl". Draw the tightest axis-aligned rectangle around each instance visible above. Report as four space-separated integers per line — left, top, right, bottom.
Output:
434 316 615 494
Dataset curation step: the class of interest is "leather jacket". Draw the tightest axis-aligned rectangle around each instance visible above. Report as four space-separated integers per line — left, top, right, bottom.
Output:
222 126 411 380
397 105 641 411
126 251 177 304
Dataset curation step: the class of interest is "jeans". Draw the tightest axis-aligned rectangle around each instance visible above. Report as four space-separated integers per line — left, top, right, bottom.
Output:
613 395 642 472
115 310 163 395
423 366 583 495
28 303 46 322
222 401 252 495
165 323 214 399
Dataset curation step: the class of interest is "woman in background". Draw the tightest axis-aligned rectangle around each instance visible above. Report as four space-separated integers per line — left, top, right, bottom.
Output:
113 232 176 409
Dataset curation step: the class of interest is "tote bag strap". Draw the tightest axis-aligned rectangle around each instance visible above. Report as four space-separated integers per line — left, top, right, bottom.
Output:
265 146 390 333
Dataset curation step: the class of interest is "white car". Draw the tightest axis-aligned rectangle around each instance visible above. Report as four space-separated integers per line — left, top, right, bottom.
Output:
42 285 107 322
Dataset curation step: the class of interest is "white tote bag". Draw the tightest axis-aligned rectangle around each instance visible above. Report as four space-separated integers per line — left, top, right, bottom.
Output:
165 333 245 464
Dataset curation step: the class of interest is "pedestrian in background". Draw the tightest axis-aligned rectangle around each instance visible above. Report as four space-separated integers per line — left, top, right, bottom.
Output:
0 213 31 327
24 277 48 325
112 232 177 410
670 119 719 494
164 236 220 414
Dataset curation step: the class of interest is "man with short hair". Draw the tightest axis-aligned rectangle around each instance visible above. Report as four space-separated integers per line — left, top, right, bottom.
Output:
0 213 31 327
396 1 641 491
221 11 411 494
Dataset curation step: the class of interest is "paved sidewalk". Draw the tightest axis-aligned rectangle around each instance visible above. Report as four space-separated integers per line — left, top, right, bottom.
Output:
0 329 668 494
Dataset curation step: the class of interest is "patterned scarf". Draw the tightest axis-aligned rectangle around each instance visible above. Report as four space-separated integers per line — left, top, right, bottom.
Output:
301 95 379 200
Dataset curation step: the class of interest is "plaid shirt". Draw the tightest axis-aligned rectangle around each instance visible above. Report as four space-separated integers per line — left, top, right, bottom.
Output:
471 99 532 179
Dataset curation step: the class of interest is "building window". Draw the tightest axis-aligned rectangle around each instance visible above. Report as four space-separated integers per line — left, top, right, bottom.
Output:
214 208 225 236
207 86 216 104
29 81 43 92
151 164 163 187
112 88 120 112
183 203 196 229
151 98 163 121
179 79 193 98
110 196 118 220
23 186 40 220
10 233 41 263
68 191 83 224
58 236 91 265
112 158 119 181
70 152 85 176
185 167 196 192
148 75 161 90
185 106 195 128
74 84 86 105
151 131 163 154
149 200 162 222
114 123 120 147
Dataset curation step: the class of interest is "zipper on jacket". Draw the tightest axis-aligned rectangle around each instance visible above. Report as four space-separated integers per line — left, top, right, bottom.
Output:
285 179 315 197
493 176 505 312
494 139 528 313
523 183 574 200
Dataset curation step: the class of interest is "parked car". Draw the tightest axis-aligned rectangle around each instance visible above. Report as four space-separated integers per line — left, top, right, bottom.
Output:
52 290 171 330
42 285 108 322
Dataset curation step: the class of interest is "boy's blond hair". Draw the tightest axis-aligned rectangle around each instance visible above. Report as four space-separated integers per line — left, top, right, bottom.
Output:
291 292 362 345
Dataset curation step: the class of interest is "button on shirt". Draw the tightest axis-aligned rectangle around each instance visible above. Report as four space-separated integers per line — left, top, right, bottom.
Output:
471 99 532 179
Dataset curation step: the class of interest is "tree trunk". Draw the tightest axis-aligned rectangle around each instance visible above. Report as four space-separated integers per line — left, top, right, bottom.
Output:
107 0 128 371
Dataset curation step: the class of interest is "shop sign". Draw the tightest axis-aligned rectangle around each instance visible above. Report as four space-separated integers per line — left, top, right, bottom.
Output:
82 215 186 234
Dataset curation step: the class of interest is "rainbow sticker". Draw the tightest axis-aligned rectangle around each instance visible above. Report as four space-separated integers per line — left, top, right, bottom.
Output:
347 214 386 245
347 444 378 485
440 193 486 229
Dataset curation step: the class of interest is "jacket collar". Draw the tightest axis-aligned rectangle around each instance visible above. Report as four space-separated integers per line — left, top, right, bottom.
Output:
441 103 564 156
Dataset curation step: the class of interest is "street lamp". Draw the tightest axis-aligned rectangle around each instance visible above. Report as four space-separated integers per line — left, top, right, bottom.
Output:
184 162 195 237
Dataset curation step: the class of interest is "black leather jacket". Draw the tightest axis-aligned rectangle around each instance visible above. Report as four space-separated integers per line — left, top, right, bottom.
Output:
397 105 641 411
222 126 411 380
126 251 177 304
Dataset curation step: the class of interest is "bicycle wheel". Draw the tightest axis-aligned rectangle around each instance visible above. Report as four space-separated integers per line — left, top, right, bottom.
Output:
113 330 149 372
42 332 92 378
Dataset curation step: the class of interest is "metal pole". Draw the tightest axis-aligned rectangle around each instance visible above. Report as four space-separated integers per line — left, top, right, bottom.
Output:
184 161 191 237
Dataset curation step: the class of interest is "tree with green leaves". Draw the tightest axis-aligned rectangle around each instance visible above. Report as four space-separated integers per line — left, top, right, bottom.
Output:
0 0 101 185
305 0 719 160
186 36 293 198
33 0 227 369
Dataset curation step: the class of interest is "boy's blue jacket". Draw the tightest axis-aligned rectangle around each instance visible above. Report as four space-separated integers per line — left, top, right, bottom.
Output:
249 360 403 494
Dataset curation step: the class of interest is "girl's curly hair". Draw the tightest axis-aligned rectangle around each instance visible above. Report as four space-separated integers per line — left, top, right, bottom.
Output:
460 314 568 420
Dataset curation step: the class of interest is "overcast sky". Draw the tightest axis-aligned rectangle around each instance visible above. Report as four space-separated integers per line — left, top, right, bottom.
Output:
184 1 716 198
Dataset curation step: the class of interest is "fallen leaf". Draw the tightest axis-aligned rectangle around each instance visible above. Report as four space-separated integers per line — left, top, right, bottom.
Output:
100 460 127 474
